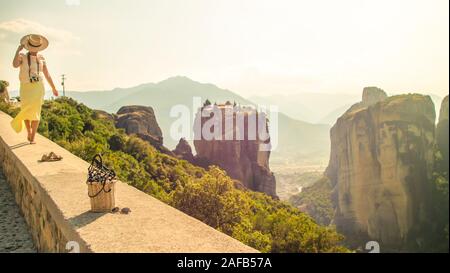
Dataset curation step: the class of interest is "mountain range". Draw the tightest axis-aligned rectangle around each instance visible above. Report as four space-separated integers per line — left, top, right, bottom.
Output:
67 76 331 165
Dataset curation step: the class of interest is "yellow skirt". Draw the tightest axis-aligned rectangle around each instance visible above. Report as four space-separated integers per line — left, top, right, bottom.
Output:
11 81 45 133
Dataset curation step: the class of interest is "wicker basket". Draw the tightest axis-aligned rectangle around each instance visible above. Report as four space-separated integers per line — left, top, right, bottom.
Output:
87 180 116 212
86 154 116 213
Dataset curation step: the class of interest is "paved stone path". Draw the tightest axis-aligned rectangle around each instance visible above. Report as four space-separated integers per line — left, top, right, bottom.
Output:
0 168 36 253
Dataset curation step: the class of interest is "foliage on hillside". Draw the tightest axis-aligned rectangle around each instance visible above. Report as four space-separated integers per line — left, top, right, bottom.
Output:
289 176 334 226
431 96 449 252
427 149 449 252
0 97 349 253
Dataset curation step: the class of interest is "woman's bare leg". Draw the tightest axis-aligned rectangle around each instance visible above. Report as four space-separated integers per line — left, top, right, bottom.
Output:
24 120 32 142
30 120 39 144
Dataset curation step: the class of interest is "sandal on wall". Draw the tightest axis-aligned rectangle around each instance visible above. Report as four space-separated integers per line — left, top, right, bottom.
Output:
38 152 63 162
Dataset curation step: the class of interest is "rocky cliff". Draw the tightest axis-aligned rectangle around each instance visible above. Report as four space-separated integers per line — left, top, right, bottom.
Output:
193 103 277 198
115 105 172 154
326 89 436 250
436 95 449 170
172 138 195 163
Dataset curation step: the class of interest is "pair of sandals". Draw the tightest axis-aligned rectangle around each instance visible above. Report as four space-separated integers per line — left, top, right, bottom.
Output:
38 152 63 162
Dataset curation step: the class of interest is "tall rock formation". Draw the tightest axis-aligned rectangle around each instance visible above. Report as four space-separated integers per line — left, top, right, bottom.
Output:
172 138 195 163
115 105 172 155
193 102 277 198
326 89 436 250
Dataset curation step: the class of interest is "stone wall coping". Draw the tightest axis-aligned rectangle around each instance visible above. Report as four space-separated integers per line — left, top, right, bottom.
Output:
0 111 257 253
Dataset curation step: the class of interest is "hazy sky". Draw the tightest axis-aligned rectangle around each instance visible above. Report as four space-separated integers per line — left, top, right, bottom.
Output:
0 0 448 97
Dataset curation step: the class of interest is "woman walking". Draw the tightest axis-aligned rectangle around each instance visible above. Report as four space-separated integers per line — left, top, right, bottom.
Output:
11 34 59 144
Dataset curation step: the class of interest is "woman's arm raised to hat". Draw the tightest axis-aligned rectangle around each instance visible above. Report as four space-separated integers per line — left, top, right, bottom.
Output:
43 63 59 97
12 45 24 68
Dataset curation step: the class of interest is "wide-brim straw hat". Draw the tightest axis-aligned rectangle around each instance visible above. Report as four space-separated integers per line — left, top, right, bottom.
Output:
20 34 49 52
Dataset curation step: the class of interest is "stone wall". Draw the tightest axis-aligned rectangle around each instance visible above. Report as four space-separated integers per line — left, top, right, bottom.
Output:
0 142 85 252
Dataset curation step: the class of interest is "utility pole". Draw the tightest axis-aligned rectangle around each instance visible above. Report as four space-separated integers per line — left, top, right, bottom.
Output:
61 74 66 97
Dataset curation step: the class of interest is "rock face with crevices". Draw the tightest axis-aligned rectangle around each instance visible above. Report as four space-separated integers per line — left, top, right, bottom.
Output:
326 89 435 250
115 105 163 144
115 105 174 155
436 95 449 170
193 103 277 198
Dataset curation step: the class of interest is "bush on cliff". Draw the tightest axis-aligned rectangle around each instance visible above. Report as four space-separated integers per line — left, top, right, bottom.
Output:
428 149 449 252
0 98 349 253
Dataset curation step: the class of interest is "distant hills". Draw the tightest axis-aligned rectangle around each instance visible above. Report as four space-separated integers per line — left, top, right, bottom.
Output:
249 93 360 124
67 76 331 164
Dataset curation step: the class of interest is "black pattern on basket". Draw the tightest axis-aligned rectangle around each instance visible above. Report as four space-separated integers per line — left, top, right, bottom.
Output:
87 154 116 198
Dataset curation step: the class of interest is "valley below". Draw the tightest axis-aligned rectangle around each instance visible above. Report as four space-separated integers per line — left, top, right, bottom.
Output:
272 160 326 201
